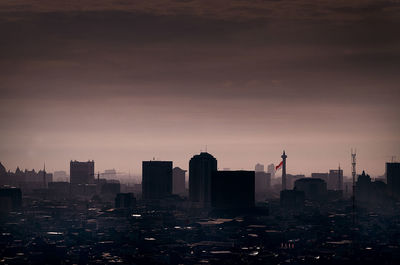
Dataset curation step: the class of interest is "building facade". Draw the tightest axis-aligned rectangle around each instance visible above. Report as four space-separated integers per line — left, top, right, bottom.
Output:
172 167 186 195
70 160 95 184
189 152 217 207
211 170 255 209
387 162 400 199
142 161 173 200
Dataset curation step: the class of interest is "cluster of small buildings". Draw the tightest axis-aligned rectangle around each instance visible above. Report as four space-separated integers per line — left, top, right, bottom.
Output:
1 153 400 264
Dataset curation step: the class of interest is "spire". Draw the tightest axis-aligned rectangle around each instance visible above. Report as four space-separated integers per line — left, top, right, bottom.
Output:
281 150 287 190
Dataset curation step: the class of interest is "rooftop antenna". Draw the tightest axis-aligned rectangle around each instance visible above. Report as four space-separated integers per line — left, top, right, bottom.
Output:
205 145 208 152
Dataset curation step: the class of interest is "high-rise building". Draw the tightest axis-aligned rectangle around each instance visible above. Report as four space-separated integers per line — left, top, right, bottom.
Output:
70 160 94 184
255 163 264 172
267 163 275 179
173 167 186 195
328 169 343 190
356 170 389 206
211 170 255 209
387 162 400 199
189 152 217 207
142 161 173 200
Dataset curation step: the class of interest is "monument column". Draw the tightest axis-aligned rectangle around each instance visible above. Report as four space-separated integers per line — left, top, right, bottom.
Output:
281 151 287 190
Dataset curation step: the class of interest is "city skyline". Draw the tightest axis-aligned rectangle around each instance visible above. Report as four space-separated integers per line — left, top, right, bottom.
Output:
0 148 392 179
1 2 399 264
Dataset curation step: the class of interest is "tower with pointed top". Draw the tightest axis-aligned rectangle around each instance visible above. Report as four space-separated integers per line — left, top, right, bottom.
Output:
281 150 287 190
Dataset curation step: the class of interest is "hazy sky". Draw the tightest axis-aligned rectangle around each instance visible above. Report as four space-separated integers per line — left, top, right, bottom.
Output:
0 0 399 177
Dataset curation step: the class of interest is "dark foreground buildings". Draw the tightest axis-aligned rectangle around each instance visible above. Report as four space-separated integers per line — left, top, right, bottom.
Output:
115 193 136 209
387 162 400 199
0 187 22 213
172 167 186 195
142 160 173 200
1 158 400 264
189 152 217 207
211 170 255 209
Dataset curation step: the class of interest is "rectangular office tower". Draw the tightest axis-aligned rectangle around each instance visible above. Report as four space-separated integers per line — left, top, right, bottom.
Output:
142 161 173 200
173 167 186 195
189 152 218 207
70 160 95 184
387 162 400 199
211 171 255 209
328 169 343 190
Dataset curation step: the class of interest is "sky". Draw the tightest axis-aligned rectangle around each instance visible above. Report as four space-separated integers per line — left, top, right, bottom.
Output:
0 0 399 177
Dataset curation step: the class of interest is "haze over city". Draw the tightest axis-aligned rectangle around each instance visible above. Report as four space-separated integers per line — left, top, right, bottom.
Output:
2 2 400 265
0 0 399 176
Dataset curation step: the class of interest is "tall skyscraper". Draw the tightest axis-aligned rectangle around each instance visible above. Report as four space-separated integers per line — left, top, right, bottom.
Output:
387 162 400 199
255 163 264 172
189 152 217 207
142 161 173 200
211 170 255 209
173 167 186 195
70 160 94 184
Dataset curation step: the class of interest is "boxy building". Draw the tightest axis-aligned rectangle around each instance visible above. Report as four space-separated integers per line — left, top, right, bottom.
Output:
142 161 173 200
211 170 255 209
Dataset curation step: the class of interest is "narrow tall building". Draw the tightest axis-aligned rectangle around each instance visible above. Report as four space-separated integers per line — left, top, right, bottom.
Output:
267 163 275 179
70 160 94 184
189 152 217 207
387 162 400 199
173 167 186 195
142 161 173 200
